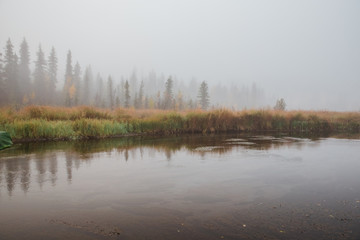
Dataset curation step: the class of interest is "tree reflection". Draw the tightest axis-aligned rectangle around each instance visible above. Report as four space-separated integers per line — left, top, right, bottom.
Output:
48 154 57 186
65 152 74 182
35 155 46 189
20 157 31 192
0 134 319 196
5 158 18 196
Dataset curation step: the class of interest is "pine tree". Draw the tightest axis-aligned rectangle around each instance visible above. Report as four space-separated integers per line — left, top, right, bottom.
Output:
13 53 19 102
33 45 47 104
0 52 8 105
115 83 121 108
47 46 58 104
198 81 210 110
130 69 137 100
107 75 114 109
94 73 104 107
4 38 18 104
138 80 144 109
18 38 31 103
115 84 120 108
73 62 81 105
134 92 138 109
120 77 125 106
63 50 73 106
163 76 173 109
82 66 93 105
124 80 130 108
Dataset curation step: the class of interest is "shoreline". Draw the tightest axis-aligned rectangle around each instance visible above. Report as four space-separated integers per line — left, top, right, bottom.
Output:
1 106 359 143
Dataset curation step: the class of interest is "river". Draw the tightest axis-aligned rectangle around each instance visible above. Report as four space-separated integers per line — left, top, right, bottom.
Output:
0 134 360 239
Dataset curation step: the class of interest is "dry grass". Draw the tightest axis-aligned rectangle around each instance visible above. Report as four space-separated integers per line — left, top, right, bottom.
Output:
1 105 359 141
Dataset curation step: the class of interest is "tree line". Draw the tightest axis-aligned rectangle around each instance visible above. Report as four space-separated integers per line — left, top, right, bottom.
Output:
0 38 210 110
1 38 268 110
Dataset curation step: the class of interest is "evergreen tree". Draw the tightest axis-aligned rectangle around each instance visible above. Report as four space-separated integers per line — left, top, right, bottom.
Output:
63 50 73 106
18 38 31 103
0 52 8 105
4 38 18 104
138 80 144 109
33 45 47 104
115 85 120 108
115 83 121 108
73 62 81 105
47 46 57 104
163 76 173 109
129 69 137 99
107 75 114 109
13 53 19 102
82 66 93 105
94 73 104 107
120 77 125 106
198 81 210 110
134 92 138 109
124 80 130 108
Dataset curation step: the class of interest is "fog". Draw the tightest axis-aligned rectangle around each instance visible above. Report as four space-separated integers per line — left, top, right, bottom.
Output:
1 0 359 110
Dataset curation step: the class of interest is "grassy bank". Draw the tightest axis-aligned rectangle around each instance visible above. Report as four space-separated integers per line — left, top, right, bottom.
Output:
1 106 359 141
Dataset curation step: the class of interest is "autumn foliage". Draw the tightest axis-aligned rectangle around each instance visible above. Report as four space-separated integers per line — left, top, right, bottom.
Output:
0 105 359 141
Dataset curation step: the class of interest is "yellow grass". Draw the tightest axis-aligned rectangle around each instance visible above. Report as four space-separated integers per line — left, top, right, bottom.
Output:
0 105 359 141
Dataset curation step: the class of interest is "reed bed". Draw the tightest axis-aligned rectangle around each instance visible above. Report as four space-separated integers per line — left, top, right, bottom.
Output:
1 106 359 141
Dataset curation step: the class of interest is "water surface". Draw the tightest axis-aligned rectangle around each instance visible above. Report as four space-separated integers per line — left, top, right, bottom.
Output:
1 134 360 239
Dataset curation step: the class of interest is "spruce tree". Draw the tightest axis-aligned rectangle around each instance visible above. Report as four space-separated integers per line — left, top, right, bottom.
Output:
94 73 103 107
107 75 114 109
33 45 47 104
0 52 8 105
198 81 210 110
163 76 173 109
120 77 125 106
47 46 57 104
124 80 130 108
19 38 31 103
73 62 81 105
138 80 144 109
4 38 18 103
63 50 73 106
81 65 93 105
130 69 137 100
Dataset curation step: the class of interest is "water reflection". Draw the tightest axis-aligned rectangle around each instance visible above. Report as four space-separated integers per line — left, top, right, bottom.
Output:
0 134 337 196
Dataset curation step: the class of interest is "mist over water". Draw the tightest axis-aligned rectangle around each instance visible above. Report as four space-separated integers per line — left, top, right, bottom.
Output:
1 0 359 110
1 135 360 239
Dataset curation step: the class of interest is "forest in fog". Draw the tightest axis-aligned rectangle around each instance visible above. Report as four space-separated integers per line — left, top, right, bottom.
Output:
0 38 267 110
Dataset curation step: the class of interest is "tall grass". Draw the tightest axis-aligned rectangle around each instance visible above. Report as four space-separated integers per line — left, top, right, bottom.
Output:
0 105 359 141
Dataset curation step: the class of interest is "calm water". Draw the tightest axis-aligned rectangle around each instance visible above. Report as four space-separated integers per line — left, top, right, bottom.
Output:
0 134 360 240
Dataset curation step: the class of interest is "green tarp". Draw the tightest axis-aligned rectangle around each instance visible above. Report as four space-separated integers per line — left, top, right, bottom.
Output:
0 131 13 150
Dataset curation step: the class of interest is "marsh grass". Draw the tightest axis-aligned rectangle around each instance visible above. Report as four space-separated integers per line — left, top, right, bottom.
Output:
1 106 359 141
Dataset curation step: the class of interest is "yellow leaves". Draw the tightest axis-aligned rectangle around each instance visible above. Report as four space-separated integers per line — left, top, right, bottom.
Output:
69 84 76 100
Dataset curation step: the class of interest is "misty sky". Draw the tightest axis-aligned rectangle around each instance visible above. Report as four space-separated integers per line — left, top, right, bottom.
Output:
1 0 359 111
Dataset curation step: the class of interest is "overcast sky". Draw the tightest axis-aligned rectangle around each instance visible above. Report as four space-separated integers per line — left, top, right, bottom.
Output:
1 0 359 110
